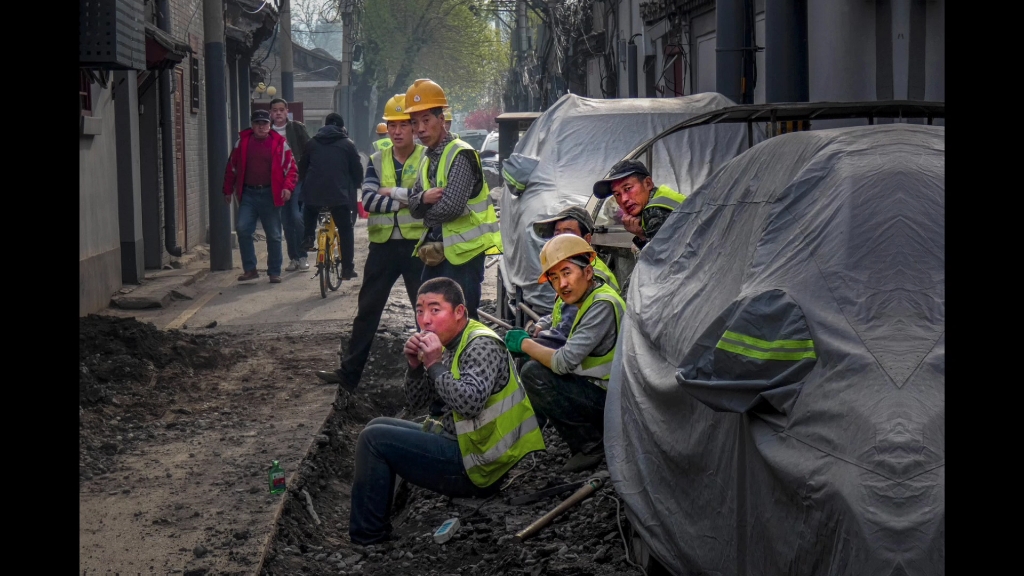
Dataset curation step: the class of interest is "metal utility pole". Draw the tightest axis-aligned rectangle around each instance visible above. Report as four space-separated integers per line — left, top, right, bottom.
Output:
280 0 294 102
204 0 233 270
158 0 182 257
765 0 809 103
716 0 756 104
339 5 354 136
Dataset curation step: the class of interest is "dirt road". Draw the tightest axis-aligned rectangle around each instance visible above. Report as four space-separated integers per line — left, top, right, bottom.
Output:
79 220 642 576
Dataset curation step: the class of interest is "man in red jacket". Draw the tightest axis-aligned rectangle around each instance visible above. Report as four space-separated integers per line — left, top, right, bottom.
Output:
223 109 298 283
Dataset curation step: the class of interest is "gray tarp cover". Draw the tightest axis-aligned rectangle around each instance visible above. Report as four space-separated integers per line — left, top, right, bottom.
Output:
606 124 945 575
498 93 755 312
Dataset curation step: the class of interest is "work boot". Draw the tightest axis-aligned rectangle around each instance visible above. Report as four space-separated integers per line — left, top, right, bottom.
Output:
237 270 259 282
342 268 358 280
561 451 604 473
315 370 341 384
285 259 299 272
269 275 282 284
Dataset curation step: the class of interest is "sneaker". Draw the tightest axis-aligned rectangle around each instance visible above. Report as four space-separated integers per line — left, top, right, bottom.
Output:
342 268 358 280
561 451 604 473
299 257 309 270
237 270 259 282
285 259 299 272
269 275 282 284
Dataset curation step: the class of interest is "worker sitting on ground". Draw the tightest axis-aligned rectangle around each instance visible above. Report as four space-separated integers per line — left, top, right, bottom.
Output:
528 206 619 348
504 235 625 473
592 159 686 250
348 277 546 545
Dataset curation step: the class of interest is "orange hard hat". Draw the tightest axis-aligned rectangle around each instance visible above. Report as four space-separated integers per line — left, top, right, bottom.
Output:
376 122 388 134
404 79 449 114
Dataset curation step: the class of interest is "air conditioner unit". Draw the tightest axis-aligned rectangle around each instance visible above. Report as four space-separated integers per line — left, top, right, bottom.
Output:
80 0 145 70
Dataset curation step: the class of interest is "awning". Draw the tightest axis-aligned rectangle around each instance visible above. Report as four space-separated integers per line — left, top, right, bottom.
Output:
145 23 191 70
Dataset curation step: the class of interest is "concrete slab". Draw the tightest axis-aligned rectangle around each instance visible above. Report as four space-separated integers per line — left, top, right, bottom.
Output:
110 277 185 309
170 286 198 300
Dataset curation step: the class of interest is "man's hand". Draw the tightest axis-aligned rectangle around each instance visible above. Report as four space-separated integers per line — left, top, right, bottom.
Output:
418 332 445 368
404 333 424 368
282 189 292 202
504 329 531 354
526 321 543 338
377 187 394 198
622 215 645 239
422 187 444 204
224 194 235 206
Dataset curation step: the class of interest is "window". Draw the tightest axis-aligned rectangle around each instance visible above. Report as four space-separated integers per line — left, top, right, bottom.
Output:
191 55 200 113
80 70 92 116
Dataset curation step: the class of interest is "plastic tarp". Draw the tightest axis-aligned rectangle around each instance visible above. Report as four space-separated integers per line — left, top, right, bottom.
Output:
498 93 756 313
606 124 945 575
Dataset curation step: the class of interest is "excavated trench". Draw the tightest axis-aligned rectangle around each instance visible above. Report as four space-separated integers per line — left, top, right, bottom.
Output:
260 303 648 576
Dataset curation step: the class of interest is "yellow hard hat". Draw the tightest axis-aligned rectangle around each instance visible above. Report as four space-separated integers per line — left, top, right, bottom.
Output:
382 94 410 121
404 79 449 114
376 122 388 135
443 108 453 122
537 234 596 284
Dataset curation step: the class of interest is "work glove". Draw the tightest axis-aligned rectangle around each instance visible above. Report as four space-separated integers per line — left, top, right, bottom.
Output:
504 329 530 354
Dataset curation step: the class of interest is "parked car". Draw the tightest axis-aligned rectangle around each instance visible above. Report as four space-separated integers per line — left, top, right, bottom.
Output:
479 131 501 197
495 92 751 324
606 122 945 575
457 129 489 151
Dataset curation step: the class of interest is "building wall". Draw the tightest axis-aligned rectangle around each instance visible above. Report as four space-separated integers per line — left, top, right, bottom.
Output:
80 86 122 315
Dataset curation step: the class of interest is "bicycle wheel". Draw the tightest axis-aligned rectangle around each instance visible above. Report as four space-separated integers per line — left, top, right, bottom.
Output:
318 230 331 299
327 233 343 291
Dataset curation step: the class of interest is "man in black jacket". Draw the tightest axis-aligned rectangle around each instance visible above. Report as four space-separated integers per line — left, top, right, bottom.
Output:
299 113 364 279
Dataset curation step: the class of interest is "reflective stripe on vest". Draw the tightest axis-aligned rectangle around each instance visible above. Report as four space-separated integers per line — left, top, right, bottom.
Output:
550 257 619 327
420 139 503 265
367 146 428 243
641 185 687 231
567 284 626 388
450 320 546 487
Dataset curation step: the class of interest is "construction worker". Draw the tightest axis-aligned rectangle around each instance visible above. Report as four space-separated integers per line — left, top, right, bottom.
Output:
443 108 458 139
316 94 428 392
504 235 625 473
592 159 686 250
528 206 619 348
405 78 501 321
371 122 392 153
348 277 545 545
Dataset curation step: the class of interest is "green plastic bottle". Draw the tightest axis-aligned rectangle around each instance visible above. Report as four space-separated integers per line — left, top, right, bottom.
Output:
268 460 285 494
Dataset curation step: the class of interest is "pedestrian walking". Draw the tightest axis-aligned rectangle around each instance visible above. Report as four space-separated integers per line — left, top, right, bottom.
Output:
222 109 297 284
268 98 312 272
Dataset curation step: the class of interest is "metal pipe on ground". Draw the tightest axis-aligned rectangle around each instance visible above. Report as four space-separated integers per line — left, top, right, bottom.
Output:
158 0 181 257
478 311 514 331
515 471 609 543
518 302 542 323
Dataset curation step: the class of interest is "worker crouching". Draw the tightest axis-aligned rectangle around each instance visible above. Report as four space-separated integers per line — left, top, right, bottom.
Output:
349 278 545 545
505 235 625 473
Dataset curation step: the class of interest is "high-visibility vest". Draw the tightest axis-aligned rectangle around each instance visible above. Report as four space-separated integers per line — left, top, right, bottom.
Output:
417 139 502 265
566 283 625 388
641 185 686 230
372 138 393 153
450 320 546 487
367 146 429 243
550 256 619 327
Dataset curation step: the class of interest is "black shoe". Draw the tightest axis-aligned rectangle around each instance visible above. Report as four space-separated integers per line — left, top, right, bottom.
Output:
315 370 341 384
342 268 358 280
562 452 604 473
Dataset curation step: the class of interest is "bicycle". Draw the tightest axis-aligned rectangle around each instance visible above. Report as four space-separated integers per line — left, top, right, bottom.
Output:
314 208 344 298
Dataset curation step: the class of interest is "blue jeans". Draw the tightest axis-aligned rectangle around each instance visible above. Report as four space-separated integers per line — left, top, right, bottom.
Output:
350 417 500 544
283 182 305 261
236 186 283 276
